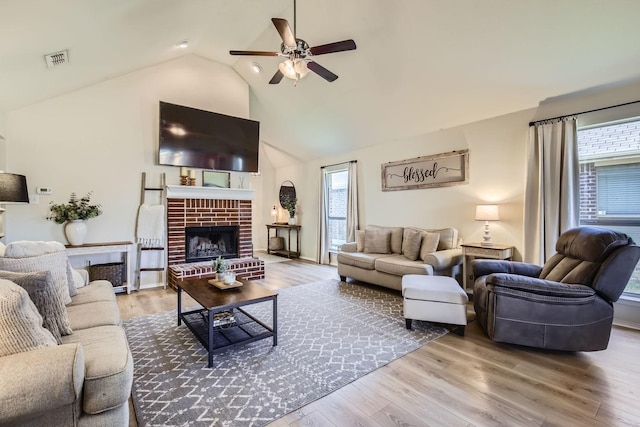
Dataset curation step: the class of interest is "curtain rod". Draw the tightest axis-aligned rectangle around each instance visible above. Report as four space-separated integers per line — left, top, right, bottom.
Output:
528 99 640 127
320 160 357 169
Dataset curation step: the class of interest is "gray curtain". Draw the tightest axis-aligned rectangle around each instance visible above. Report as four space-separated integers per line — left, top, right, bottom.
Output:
318 170 330 264
346 161 359 244
524 117 579 264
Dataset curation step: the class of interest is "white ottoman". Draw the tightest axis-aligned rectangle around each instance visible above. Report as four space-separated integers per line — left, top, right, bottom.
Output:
402 274 469 335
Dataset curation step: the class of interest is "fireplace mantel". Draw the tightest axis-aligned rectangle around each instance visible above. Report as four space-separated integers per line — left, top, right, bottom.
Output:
166 185 254 201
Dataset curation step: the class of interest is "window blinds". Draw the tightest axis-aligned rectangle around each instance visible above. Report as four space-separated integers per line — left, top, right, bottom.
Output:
597 162 640 216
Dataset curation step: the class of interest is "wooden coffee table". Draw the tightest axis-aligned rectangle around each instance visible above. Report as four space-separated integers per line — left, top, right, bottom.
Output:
177 277 278 368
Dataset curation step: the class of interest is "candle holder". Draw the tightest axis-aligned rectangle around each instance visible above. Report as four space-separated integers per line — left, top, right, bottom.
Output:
180 176 188 186
189 177 196 186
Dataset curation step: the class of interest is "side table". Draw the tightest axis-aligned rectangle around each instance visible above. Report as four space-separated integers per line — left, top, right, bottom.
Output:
266 224 301 258
65 241 136 294
461 243 514 294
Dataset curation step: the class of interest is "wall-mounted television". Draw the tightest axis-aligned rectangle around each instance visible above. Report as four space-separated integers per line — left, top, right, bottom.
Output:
157 101 260 173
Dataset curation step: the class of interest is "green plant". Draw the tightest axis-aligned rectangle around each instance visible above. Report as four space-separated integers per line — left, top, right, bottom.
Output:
212 256 228 273
47 192 102 224
282 198 297 217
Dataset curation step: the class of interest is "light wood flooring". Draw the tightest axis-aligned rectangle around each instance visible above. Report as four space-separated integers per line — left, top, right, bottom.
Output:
118 257 640 427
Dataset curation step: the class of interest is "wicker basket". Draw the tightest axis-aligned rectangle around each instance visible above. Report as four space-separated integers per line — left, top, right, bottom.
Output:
268 236 284 251
89 262 125 287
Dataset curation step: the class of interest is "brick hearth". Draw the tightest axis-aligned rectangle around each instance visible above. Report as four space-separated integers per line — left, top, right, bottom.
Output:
166 187 264 286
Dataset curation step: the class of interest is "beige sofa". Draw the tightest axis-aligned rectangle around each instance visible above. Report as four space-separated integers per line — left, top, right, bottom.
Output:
337 226 463 291
0 241 133 427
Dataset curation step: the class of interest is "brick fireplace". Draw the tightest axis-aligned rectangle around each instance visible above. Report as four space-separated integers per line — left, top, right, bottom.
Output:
166 186 264 289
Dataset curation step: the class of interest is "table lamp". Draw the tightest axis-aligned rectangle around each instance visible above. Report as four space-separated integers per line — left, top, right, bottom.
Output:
475 204 499 246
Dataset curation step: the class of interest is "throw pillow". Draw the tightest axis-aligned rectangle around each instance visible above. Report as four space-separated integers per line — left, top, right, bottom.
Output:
356 230 365 252
71 268 86 289
420 231 441 260
427 228 459 250
0 270 73 343
0 242 5 257
5 240 66 258
4 241 78 298
367 225 404 253
364 229 392 254
402 228 423 261
0 279 58 357
0 251 73 305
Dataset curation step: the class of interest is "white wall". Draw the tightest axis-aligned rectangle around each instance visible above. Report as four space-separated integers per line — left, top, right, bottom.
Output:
278 81 640 328
285 109 533 262
280 80 640 265
3 54 259 246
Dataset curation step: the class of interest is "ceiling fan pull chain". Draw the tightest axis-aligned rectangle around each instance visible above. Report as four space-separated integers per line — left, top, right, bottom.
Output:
293 0 297 38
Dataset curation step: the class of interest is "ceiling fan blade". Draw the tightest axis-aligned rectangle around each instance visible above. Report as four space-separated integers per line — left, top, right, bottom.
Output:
269 70 284 84
309 39 357 56
229 50 279 56
307 61 338 82
272 18 296 48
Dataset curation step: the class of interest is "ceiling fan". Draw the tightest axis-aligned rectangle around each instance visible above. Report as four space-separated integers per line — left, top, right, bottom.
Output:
229 0 356 85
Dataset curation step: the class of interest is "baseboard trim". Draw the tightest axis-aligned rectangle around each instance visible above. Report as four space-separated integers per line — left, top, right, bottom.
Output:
138 282 164 290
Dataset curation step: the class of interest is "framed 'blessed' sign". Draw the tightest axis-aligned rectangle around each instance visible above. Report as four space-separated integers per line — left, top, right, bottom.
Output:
381 149 469 191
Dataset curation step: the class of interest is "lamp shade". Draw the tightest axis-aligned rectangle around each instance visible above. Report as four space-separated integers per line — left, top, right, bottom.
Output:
0 173 29 203
475 204 499 221
278 58 310 80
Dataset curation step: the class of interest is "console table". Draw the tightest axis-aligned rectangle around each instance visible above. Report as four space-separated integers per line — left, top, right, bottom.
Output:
65 241 135 294
266 224 301 258
461 243 514 294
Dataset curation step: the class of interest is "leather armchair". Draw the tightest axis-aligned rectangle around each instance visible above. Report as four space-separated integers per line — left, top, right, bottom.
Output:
473 226 640 351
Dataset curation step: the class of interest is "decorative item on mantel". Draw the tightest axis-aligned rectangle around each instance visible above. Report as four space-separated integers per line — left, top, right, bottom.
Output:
47 192 102 246
189 169 196 186
179 167 188 186
282 198 298 225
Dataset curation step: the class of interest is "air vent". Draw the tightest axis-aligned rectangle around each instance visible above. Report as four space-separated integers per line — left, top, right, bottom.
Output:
44 50 69 68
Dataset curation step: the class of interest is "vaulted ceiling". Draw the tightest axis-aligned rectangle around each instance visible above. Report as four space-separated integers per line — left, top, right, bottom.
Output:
3 0 640 161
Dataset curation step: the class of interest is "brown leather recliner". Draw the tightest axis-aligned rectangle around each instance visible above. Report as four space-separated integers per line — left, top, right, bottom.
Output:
473 226 640 351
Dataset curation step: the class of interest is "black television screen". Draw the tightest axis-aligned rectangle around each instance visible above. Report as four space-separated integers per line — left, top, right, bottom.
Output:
157 101 260 173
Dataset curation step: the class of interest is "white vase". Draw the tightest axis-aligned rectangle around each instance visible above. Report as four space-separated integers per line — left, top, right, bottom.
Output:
288 217 297 225
65 220 87 246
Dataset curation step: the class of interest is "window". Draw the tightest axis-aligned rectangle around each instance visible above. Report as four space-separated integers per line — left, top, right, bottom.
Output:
578 120 640 296
596 163 640 217
326 169 348 251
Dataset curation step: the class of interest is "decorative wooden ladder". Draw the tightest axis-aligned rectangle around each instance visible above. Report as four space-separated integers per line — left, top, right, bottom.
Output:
135 172 167 290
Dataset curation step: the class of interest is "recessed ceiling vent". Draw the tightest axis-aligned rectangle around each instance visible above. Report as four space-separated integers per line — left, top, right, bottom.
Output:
44 50 69 68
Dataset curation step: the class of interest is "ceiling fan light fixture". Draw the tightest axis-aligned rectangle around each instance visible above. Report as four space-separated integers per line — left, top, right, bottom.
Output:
278 59 296 80
293 59 309 77
279 58 309 81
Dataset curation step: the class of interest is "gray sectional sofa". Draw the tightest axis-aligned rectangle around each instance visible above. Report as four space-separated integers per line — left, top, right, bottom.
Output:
0 241 133 427
337 226 464 291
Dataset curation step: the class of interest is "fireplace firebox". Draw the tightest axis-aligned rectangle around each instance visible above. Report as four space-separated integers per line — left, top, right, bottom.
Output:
185 226 238 263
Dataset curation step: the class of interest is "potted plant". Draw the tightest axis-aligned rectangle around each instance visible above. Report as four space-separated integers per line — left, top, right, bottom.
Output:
47 192 102 246
212 256 229 281
282 198 297 225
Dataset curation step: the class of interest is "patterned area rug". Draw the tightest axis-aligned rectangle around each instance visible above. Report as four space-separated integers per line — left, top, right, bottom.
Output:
124 279 448 427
